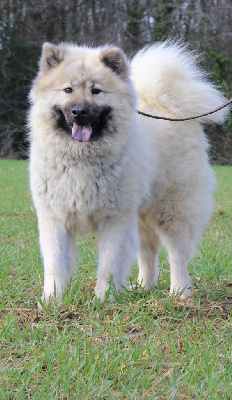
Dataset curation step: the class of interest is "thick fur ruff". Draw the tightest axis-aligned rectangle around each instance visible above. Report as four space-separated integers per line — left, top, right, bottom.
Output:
28 41 229 305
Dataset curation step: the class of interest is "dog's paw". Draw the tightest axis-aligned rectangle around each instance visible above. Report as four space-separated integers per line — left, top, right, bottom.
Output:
137 267 160 291
94 278 119 304
170 285 192 299
37 292 62 310
94 283 107 304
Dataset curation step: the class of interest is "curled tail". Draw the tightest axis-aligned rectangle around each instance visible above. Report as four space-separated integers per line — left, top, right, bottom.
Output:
131 41 230 124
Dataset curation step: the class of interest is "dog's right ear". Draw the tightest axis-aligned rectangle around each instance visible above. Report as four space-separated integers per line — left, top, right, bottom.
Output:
39 43 64 72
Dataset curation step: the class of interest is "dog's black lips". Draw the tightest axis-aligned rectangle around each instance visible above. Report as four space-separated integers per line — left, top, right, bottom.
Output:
53 106 70 134
53 106 112 141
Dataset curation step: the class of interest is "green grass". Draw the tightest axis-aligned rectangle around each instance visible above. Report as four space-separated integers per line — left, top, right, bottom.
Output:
0 160 231 399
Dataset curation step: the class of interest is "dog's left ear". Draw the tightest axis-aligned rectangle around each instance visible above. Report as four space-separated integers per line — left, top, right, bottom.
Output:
101 46 129 79
39 43 65 73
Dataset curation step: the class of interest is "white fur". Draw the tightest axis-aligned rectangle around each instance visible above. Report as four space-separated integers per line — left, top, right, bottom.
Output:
29 41 229 305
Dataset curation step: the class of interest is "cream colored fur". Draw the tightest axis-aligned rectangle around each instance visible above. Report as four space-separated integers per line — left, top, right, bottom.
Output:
29 41 229 305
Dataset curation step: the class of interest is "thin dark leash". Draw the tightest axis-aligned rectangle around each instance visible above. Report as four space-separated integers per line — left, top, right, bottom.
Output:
137 98 232 121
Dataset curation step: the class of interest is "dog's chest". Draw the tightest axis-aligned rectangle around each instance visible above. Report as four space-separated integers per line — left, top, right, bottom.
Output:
41 156 123 217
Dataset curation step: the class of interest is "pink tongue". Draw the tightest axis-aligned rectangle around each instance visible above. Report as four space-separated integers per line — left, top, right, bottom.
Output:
71 123 92 142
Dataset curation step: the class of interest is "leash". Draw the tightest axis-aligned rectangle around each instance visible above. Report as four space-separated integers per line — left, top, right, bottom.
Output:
137 98 232 122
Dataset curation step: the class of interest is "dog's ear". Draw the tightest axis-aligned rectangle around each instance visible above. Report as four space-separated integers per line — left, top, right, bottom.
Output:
39 43 64 72
101 46 129 79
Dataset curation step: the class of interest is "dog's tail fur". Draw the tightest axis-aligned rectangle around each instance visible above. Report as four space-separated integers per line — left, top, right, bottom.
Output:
131 41 230 124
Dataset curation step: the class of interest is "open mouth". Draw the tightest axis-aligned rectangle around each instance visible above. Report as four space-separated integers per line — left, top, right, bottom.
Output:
54 105 112 142
70 118 100 142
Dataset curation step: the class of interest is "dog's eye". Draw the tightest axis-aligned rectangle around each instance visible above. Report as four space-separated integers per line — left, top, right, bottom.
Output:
92 88 102 95
64 87 73 93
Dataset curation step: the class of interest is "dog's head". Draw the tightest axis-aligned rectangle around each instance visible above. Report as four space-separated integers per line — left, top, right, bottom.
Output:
30 43 136 142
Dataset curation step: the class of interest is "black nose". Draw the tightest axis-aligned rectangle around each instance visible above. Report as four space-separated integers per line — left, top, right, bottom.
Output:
72 106 90 118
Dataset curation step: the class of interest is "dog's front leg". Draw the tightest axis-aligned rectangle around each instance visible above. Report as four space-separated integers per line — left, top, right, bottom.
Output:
37 211 77 306
95 211 140 303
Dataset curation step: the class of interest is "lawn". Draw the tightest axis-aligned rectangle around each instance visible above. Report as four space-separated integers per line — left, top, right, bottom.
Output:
0 160 231 399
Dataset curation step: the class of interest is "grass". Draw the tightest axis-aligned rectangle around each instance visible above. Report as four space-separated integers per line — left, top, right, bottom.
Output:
0 160 231 399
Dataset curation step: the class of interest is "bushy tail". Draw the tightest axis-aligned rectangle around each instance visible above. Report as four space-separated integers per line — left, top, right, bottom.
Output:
131 41 230 124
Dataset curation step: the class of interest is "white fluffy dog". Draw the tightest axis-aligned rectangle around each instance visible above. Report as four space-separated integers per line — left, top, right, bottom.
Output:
28 41 228 305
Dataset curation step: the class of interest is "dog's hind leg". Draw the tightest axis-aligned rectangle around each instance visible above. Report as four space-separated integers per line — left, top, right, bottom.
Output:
158 223 195 299
37 211 78 306
137 218 161 290
94 211 140 303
